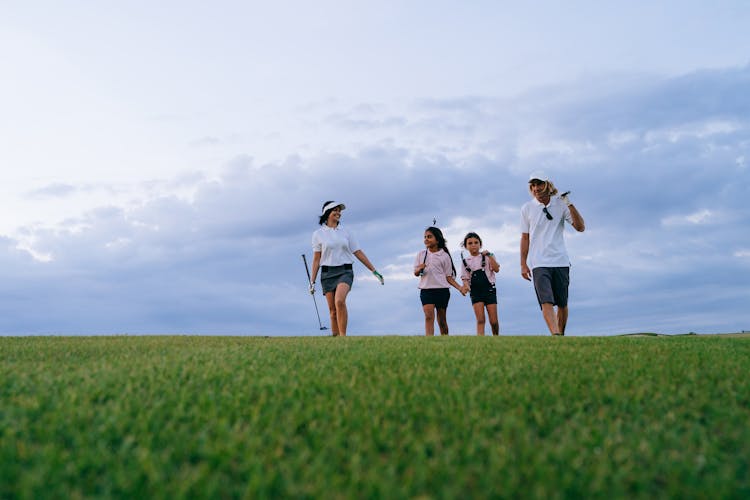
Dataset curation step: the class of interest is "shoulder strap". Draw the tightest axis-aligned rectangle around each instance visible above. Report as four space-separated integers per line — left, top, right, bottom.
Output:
460 252 471 273
446 249 457 277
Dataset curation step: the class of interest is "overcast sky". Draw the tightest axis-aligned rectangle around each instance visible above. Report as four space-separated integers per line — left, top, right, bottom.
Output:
1 1 749 335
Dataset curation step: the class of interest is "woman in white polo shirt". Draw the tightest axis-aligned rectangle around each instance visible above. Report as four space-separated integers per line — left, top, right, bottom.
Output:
309 201 384 336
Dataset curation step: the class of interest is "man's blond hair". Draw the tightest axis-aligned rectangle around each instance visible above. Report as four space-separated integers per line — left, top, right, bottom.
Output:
529 180 558 197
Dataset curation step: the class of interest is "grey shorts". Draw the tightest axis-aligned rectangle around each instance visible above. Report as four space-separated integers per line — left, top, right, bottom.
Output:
321 264 354 294
532 267 569 308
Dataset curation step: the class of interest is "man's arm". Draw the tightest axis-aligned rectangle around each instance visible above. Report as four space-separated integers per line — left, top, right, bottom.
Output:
569 204 585 232
561 193 585 232
520 233 531 281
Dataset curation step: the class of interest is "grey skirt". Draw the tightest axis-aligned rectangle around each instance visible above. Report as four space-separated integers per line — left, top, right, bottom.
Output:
321 264 354 294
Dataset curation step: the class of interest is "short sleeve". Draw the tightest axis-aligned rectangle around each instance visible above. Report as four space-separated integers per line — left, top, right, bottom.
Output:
520 205 530 233
460 258 470 281
312 230 322 252
346 229 360 253
441 251 453 277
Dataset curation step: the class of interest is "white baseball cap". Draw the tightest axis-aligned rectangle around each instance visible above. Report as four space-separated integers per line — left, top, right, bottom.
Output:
322 201 346 214
528 171 549 183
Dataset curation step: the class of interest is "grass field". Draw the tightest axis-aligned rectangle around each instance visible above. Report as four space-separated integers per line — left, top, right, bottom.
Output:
1 335 749 498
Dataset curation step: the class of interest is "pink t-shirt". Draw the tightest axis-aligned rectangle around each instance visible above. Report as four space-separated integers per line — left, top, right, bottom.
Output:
459 253 497 285
414 248 455 289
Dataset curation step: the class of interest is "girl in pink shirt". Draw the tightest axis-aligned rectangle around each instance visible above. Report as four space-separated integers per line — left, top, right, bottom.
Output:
460 232 501 336
414 226 466 336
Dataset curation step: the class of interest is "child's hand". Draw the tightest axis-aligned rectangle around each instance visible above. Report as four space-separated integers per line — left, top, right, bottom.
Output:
415 264 426 276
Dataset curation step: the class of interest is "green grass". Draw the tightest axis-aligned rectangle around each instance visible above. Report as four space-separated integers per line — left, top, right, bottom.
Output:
1 335 749 498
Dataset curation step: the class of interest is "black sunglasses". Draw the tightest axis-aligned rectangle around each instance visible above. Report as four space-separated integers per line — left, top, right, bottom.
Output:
542 207 553 220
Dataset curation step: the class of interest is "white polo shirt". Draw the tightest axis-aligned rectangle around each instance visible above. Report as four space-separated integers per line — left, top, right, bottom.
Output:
312 225 360 266
520 196 573 269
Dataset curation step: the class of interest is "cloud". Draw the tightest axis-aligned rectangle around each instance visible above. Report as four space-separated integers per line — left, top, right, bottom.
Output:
644 120 741 144
2 65 750 335
189 136 222 147
661 209 717 226
27 183 80 199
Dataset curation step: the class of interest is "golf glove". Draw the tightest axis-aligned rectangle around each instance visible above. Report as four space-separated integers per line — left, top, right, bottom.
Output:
560 191 572 207
309 281 315 294
373 270 384 285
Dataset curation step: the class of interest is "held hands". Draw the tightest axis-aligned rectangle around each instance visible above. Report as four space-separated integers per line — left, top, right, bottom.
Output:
373 270 385 285
415 264 426 276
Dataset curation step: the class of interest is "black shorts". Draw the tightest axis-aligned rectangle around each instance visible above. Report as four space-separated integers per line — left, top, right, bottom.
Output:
470 283 497 305
532 267 569 308
420 288 450 309
321 264 354 294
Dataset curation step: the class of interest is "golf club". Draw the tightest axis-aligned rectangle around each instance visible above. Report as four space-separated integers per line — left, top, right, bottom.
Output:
301 254 328 331
418 217 437 276
418 246 428 276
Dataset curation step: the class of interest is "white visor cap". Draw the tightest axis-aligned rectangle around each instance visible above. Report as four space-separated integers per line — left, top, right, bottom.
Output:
322 201 346 214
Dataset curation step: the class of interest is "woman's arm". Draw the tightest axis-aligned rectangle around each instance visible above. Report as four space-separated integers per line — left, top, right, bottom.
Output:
354 249 384 284
310 251 322 284
353 249 375 272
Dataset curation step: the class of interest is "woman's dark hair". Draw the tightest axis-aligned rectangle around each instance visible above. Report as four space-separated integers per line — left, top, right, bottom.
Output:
425 226 456 277
319 200 336 225
461 232 483 248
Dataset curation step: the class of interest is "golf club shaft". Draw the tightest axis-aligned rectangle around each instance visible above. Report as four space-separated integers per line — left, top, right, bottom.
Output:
301 254 326 330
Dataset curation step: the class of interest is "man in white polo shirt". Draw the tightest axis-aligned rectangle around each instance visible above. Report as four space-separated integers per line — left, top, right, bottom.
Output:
520 172 585 336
